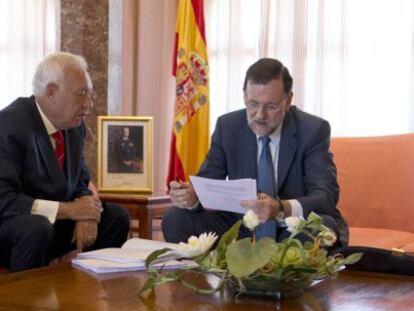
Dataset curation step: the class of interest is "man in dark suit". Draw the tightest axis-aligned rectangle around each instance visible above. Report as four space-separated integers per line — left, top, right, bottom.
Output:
0 52 130 272
162 58 348 246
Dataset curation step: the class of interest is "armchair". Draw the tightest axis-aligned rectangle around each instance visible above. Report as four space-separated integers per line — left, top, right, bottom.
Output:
331 133 414 253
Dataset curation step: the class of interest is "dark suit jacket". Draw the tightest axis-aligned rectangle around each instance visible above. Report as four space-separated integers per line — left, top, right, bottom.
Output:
0 96 91 220
197 106 349 245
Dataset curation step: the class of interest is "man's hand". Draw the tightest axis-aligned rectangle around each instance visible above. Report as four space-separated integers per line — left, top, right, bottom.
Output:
57 196 103 222
169 180 197 209
240 193 282 222
72 220 98 251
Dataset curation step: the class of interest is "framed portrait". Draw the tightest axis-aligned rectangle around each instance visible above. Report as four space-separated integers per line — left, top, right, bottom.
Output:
97 116 153 194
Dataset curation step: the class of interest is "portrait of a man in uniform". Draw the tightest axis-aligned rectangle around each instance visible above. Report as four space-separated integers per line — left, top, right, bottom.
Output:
107 125 143 174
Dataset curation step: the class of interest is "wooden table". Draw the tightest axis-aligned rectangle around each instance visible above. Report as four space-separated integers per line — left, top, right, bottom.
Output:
0 263 413 310
99 193 172 239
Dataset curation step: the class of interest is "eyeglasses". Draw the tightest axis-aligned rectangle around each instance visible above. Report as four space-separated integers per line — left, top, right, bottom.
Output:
75 89 97 102
245 96 286 113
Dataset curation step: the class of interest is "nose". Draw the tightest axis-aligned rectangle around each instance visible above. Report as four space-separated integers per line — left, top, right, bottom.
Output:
84 92 94 112
255 106 267 119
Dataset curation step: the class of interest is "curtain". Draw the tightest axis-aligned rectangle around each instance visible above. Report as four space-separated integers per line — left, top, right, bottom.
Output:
205 0 414 137
120 0 178 194
0 0 59 109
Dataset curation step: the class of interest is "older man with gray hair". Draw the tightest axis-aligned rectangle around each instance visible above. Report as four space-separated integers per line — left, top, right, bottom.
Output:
0 52 130 272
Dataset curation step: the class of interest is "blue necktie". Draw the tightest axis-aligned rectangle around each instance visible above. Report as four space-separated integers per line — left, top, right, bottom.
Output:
255 136 277 240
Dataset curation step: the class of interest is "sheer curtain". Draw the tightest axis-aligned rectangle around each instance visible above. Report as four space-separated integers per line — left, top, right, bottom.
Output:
205 0 414 137
0 0 59 109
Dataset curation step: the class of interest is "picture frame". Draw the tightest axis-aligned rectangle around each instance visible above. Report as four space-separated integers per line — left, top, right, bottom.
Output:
97 116 153 194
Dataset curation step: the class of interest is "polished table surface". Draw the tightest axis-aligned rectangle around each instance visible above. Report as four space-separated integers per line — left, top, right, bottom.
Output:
0 263 413 310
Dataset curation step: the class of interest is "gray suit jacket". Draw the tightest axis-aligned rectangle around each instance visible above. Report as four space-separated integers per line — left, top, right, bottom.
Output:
198 106 348 245
0 96 91 220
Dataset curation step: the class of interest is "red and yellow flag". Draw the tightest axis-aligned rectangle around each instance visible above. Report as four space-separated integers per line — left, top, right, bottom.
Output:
167 0 209 185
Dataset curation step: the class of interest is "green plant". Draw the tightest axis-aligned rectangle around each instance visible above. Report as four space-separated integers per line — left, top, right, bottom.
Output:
139 212 362 296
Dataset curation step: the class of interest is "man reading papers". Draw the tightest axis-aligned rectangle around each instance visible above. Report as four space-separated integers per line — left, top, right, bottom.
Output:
163 58 348 247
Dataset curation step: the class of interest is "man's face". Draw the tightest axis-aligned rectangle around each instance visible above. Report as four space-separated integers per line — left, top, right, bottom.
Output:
244 79 292 136
122 127 130 137
47 68 94 130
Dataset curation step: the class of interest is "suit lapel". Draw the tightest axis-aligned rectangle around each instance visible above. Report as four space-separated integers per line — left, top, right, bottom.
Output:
35 123 66 187
64 129 81 199
32 103 68 189
277 109 298 193
35 134 67 188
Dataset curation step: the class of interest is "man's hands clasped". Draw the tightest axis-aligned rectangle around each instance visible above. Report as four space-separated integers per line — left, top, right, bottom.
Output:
58 195 103 251
64 196 103 222
72 220 98 251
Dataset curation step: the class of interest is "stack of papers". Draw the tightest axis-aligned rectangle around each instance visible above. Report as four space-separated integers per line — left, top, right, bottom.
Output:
72 238 192 274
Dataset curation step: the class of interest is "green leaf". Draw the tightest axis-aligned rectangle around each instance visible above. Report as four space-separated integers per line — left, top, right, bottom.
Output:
139 278 157 295
197 251 213 267
305 212 323 229
306 212 321 222
145 248 172 269
205 267 227 273
269 264 317 281
283 239 311 266
214 220 242 268
210 249 218 265
226 237 276 278
303 241 314 250
342 252 363 265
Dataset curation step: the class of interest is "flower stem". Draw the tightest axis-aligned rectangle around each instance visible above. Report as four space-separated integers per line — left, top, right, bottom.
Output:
278 243 290 267
179 272 227 294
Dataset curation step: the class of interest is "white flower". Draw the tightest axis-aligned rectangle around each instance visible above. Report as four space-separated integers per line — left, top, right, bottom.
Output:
243 210 260 231
285 216 302 232
319 230 337 246
177 232 218 258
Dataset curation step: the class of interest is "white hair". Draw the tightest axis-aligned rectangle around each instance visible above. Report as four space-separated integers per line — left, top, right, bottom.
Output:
32 52 88 96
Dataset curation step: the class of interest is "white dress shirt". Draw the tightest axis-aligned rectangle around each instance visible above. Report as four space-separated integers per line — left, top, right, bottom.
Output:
30 102 60 224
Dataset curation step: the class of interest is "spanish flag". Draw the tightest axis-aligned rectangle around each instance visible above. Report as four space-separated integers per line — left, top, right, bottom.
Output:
167 0 209 185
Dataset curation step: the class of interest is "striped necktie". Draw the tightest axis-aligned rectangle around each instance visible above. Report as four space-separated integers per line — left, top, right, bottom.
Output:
52 131 65 170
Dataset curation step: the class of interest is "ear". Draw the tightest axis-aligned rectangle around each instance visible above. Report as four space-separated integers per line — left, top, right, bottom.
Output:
284 92 294 111
45 83 58 98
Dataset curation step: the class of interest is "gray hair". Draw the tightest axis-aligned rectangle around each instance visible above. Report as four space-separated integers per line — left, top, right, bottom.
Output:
32 52 88 96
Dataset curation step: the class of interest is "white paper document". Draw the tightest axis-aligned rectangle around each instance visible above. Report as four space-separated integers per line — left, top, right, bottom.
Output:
71 258 187 274
72 238 193 274
189 176 257 214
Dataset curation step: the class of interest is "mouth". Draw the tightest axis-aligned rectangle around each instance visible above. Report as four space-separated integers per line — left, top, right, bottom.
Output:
253 120 267 126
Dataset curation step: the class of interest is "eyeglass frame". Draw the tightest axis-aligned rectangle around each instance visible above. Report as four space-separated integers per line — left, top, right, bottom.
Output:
73 89 97 102
244 95 287 113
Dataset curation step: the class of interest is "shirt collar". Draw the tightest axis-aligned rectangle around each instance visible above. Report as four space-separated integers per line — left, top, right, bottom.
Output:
256 119 284 145
36 101 58 135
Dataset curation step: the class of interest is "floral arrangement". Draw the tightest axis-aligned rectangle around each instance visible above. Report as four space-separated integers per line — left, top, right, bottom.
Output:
139 211 362 297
